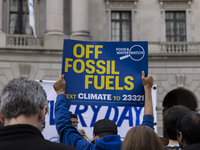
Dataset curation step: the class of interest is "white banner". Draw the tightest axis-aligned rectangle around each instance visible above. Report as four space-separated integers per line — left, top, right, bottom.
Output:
39 81 157 142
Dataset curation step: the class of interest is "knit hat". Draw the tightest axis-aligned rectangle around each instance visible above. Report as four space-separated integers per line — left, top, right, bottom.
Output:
93 118 117 135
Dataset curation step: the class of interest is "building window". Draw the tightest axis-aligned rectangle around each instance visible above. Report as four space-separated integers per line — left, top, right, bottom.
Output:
9 0 32 35
165 11 186 42
111 11 131 41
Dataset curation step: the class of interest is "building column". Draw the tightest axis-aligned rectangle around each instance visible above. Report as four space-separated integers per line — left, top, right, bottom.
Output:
45 0 64 35
71 0 91 40
0 0 3 32
44 0 65 49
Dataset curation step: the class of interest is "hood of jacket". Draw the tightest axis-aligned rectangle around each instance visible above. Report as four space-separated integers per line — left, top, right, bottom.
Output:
94 135 122 150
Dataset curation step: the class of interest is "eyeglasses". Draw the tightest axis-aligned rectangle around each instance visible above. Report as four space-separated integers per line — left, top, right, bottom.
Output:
72 121 79 124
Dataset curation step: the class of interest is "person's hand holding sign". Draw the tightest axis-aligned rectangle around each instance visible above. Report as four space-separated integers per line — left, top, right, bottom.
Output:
141 71 154 121
53 74 66 96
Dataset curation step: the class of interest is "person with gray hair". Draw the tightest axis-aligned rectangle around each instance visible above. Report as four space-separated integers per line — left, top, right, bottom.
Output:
0 77 77 150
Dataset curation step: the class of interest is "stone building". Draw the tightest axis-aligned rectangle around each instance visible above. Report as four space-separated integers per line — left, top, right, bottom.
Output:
0 0 199 137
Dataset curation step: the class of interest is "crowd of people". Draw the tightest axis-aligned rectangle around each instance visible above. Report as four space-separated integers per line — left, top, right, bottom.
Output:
0 71 200 150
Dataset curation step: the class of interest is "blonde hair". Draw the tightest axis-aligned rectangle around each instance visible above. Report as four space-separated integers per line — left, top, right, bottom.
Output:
122 126 163 150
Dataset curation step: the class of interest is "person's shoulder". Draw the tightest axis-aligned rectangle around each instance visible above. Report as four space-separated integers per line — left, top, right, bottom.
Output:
43 140 77 150
56 143 77 150
182 143 200 150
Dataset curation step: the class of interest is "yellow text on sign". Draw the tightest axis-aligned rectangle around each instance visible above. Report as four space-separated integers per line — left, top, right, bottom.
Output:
85 75 134 90
73 44 103 59
65 59 119 75
66 94 76 99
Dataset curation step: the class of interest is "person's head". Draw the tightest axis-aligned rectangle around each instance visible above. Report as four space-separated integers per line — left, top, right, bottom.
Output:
0 77 48 131
70 114 78 128
93 118 117 141
163 105 191 140
122 126 163 150
177 111 200 148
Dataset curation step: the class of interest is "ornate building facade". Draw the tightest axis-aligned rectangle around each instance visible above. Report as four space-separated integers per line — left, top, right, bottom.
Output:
0 0 199 136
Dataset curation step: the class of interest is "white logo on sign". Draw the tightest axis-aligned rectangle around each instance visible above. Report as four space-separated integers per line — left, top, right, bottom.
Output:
118 45 145 61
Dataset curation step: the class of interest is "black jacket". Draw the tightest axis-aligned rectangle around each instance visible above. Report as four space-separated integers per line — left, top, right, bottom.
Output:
0 124 77 150
182 143 200 150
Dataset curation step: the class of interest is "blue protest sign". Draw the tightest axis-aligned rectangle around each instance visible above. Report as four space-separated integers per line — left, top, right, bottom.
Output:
62 39 148 107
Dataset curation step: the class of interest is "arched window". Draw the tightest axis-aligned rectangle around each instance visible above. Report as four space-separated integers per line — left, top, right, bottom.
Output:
163 89 197 112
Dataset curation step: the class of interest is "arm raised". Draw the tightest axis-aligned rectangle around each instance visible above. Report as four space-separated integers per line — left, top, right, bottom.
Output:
142 71 153 116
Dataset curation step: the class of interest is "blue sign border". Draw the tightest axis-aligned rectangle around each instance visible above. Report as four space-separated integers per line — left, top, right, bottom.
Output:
62 39 148 107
